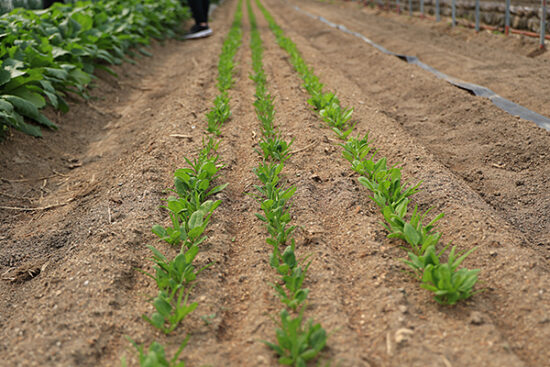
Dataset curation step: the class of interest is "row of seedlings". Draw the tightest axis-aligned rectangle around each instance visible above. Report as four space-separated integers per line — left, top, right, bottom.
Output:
255 0 480 306
124 2 244 365
0 0 190 138
247 1 328 366
206 0 243 135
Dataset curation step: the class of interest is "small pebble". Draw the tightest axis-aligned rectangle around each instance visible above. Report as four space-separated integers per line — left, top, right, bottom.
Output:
395 328 414 344
469 311 485 325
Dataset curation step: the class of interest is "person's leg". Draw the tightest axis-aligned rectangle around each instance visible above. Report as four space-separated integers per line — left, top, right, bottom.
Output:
184 0 213 39
188 0 206 25
202 0 210 24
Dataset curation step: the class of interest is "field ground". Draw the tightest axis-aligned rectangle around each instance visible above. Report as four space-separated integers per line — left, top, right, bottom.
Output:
1 0 549 366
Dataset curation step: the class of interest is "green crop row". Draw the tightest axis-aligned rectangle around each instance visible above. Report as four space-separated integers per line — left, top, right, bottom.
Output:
144 138 226 333
256 0 480 305
248 2 327 366
206 0 243 135
123 2 246 364
123 138 227 366
0 0 189 138
343 136 480 304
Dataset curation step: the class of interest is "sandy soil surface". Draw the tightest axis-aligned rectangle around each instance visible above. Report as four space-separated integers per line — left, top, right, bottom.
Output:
0 0 549 366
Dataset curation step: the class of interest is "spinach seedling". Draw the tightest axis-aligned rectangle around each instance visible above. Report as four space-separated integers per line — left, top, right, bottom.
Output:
263 309 327 367
124 335 190 367
143 289 198 334
421 246 480 305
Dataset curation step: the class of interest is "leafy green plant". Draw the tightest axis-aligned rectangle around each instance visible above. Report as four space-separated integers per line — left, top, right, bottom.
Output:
421 247 480 305
302 74 324 102
0 0 190 138
203 0 242 135
215 0 242 93
152 200 220 246
126 1 241 358
206 93 231 135
403 244 443 273
341 133 374 164
332 122 357 140
307 91 337 111
271 246 311 310
143 289 198 334
253 91 276 135
264 309 327 367
250 4 327 362
381 203 443 255
358 166 421 210
148 140 225 239
256 193 297 246
258 134 294 162
319 102 353 129
142 244 209 293
124 336 190 367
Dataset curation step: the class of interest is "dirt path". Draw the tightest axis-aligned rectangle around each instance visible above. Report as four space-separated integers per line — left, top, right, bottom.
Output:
0 0 549 366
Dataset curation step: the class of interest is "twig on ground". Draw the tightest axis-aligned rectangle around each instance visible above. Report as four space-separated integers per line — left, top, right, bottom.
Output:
0 192 33 202
0 198 74 211
386 332 392 356
0 173 62 183
170 134 193 139
290 140 317 155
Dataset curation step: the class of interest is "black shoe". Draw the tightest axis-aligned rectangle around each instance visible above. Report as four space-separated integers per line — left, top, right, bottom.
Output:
184 24 213 39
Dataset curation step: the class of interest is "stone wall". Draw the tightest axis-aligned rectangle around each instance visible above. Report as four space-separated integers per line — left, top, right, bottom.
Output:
396 0 549 33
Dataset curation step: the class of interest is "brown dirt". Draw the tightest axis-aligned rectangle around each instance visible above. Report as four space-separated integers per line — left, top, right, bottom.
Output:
1 0 549 366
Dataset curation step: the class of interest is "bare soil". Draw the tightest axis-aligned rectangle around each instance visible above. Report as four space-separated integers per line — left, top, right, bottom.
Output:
1 0 549 366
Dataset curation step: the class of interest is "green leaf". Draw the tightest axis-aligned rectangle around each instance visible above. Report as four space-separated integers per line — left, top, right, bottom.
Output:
187 226 204 240
9 117 42 137
403 222 420 246
206 183 228 197
154 297 172 318
0 99 14 113
188 210 204 230
68 68 91 87
2 94 56 129
0 68 11 87
152 224 167 238
8 88 46 108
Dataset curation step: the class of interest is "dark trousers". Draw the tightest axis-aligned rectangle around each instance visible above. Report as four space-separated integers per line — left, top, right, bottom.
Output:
43 0 62 8
188 0 210 24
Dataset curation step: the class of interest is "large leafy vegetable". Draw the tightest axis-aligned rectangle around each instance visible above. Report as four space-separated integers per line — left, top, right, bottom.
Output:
0 0 189 138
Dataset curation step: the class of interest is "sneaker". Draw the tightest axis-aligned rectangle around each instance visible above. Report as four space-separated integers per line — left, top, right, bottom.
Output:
184 24 213 40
